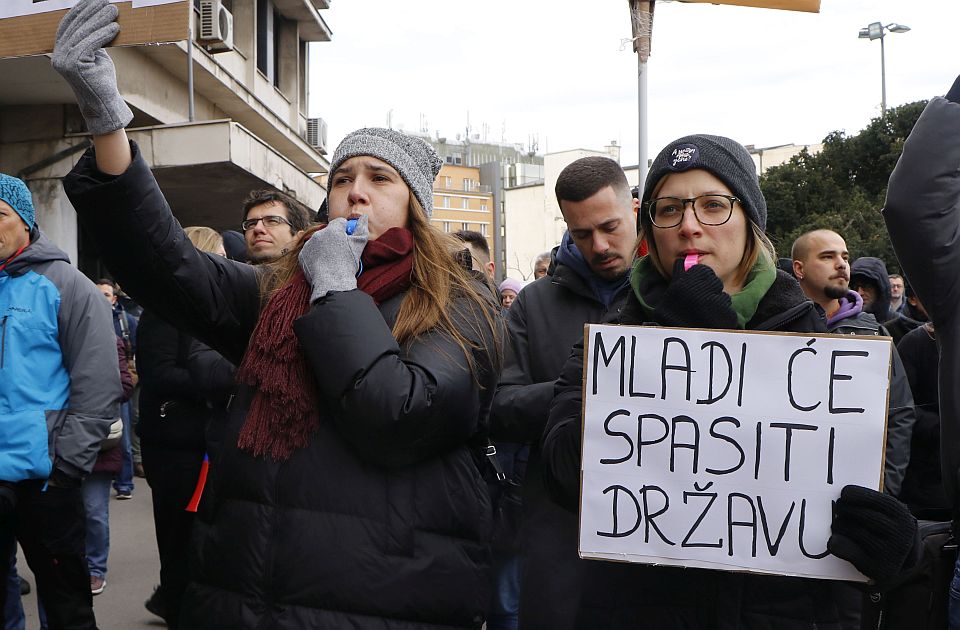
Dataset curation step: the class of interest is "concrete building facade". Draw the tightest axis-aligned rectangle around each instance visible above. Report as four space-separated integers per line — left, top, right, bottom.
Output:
0 0 331 274
418 133 544 282
431 163 494 252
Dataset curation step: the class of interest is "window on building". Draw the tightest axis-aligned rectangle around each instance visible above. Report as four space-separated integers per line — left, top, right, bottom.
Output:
443 176 452 188
480 224 488 236
461 222 469 231
461 198 470 210
299 39 308 112
480 204 487 212
256 0 282 88
441 196 450 208
443 221 451 233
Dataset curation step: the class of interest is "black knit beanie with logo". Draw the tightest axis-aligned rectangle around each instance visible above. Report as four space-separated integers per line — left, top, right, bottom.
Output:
641 134 767 232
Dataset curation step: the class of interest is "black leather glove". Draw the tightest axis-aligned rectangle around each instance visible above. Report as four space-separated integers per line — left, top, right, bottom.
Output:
0 482 16 516
828 485 918 584
653 259 739 329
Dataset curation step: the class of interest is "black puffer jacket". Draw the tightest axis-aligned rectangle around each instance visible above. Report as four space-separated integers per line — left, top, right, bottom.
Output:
490 254 630 629
540 269 853 630
884 94 960 506
64 143 501 629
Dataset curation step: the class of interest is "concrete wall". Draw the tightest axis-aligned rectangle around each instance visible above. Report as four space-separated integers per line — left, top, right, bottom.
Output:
503 182 556 281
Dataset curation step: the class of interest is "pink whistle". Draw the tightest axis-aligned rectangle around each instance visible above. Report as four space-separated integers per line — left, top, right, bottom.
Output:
684 253 700 271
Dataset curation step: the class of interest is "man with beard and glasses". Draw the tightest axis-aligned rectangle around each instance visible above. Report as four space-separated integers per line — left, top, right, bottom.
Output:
240 189 312 264
490 155 637 629
792 229 916 499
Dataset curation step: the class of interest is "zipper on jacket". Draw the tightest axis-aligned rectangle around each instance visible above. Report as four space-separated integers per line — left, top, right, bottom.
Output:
1 315 7 369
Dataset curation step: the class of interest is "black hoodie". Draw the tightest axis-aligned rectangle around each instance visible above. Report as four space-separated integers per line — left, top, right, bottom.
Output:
850 256 893 321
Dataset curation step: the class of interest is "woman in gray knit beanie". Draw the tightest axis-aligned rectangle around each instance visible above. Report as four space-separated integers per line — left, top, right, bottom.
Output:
540 134 917 627
51 1 505 621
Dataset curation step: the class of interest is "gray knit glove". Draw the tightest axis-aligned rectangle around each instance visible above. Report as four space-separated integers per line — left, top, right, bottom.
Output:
299 216 369 303
51 0 133 136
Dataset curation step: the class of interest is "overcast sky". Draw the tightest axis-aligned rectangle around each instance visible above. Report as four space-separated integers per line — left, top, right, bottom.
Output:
309 1 960 167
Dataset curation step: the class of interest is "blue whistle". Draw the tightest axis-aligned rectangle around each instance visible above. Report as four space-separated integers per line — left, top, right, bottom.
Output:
346 218 359 235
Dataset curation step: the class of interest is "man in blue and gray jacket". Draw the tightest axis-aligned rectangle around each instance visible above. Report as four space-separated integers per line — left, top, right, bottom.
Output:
0 173 119 628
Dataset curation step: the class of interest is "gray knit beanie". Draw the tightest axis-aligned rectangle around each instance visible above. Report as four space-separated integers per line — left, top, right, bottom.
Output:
328 128 442 218
642 134 766 231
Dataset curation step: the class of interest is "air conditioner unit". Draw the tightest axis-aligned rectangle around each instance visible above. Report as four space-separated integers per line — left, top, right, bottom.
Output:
306 117 328 155
198 0 234 54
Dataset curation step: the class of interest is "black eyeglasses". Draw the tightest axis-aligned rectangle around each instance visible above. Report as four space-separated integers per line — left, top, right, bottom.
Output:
241 215 292 232
646 194 740 228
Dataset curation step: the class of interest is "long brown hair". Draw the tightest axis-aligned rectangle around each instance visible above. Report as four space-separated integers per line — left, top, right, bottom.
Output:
260 196 502 375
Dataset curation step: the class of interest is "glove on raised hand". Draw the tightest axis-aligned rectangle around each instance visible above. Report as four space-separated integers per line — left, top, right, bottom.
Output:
51 0 133 135
299 216 369 303
653 259 739 329
828 485 918 584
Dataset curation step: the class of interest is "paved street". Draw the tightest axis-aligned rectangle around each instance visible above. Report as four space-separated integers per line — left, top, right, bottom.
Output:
17 485 164 629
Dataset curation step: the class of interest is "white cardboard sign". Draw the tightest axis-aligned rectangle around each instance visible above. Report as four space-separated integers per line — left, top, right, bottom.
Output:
580 324 892 582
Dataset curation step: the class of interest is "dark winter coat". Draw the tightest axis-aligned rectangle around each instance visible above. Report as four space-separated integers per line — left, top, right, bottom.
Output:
137 311 215 453
490 251 630 629
64 143 501 629
897 324 948 516
826 292 917 498
884 96 960 505
540 269 853 630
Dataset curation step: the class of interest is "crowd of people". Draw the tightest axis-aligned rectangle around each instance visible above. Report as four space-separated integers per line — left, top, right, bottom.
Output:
1 1 960 629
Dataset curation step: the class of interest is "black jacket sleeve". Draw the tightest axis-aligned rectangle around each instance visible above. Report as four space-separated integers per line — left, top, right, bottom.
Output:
63 142 262 366
186 338 237 405
540 340 587 512
293 289 503 468
489 290 558 443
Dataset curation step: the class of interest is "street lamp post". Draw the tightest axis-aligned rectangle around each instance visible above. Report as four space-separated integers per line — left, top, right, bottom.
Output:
858 21 910 117
628 1 654 192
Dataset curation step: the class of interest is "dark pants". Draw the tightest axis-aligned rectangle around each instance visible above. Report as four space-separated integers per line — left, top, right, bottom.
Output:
0 481 96 630
142 444 204 629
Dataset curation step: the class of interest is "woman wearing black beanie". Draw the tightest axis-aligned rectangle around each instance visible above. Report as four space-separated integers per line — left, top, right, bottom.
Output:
540 134 919 629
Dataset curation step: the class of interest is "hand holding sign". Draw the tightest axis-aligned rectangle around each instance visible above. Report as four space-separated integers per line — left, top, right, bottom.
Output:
828 485 918 584
51 0 132 135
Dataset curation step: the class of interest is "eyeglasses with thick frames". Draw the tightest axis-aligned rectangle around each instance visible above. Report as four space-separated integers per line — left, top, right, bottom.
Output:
241 215 292 232
646 194 740 229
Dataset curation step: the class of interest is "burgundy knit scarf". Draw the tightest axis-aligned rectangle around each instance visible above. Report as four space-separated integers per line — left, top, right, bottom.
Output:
236 227 414 460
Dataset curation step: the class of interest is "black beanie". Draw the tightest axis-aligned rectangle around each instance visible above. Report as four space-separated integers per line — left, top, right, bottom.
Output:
642 134 767 231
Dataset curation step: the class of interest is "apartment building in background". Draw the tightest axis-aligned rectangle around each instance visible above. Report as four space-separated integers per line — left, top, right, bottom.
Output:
419 133 544 281
432 164 494 253
0 0 332 276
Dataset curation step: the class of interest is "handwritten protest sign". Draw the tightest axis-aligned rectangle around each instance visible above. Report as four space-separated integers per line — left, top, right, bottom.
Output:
0 0 189 60
579 324 891 582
